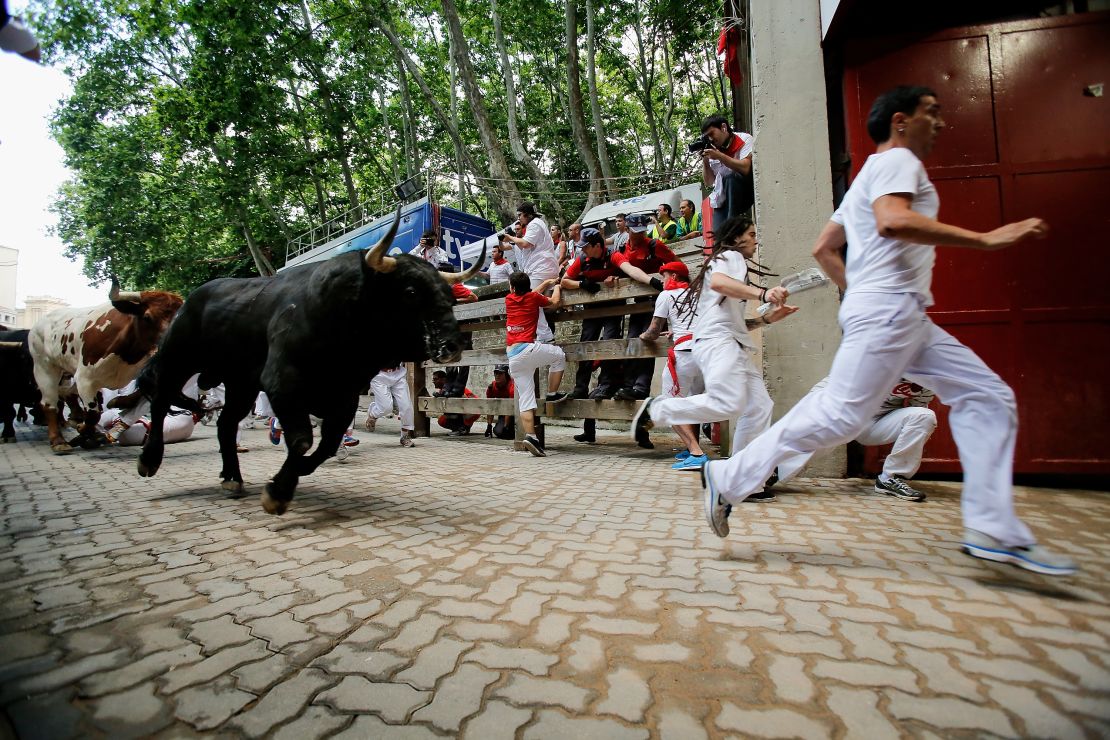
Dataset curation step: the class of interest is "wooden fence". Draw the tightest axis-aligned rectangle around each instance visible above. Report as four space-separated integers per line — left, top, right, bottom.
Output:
407 238 714 449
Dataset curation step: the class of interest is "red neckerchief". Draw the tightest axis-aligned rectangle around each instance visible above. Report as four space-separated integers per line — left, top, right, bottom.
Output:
663 277 688 291
492 257 508 265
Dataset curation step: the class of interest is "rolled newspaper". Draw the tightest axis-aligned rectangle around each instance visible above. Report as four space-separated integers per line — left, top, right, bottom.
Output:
756 267 830 316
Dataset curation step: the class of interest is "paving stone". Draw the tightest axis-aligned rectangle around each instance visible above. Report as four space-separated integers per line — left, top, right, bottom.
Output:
768 654 814 703
316 676 431 722
411 663 498 731
332 714 439 739
496 674 592 711
465 644 557 674
501 591 550 625
89 682 172 739
632 642 690 663
985 680 1085 739
7 688 84 740
271 705 350 740
172 675 254 731
232 651 294 694
838 622 897 665
596 667 651 722
81 644 204 698
811 660 919 693
900 646 981 697
763 632 845 659
378 613 448 654
658 709 708 740
460 699 532 739
716 704 830 740
825 686 900 740
229 667 334 736
311 642 407 677
524 709 648 740
11 648 131 698
160 641 273 694
886 690 1015 736
0 630 54 662
187 614 253 655
954 653 1071 688
247 613 315 650
394 637 471 689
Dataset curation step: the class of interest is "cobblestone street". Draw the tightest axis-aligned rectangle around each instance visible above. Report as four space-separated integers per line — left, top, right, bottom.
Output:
1 411 1108 739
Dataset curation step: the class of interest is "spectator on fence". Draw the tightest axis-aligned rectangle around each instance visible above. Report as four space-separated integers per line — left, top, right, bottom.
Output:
481 240 516 284
506 271 568 456
438 262 477 431
414 229 445 265
440 263 478 304
701 114 755 225
676 199 702 240
610 213 678 406
551 224 568 267
502 202 560 343
364 366 417 448
484 365 516 439
431 369 479 435
606 213 630 253
650 204 679 242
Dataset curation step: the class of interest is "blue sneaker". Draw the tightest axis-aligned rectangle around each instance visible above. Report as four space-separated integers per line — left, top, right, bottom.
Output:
674 450 691 461
268 417 282 445
962 529 1077 576
672 454 707 471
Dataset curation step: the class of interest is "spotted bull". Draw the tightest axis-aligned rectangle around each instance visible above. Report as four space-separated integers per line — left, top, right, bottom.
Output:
134 209 483 515
0 329 40 443
28 283 184 453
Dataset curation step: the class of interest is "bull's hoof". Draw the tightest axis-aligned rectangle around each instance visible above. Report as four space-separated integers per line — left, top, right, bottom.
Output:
221 480 244 496
51 442 74 454
137 459 159 477
261 485 290 516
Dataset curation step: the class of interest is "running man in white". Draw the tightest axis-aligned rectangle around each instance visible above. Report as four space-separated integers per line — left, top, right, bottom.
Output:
700 85 1076 576
364 366 416 447
776 378 937 501
631 216 798 484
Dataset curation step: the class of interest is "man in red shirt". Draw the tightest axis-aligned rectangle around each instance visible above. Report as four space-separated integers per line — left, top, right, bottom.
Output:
505 271 567 456
610 213 677 404
438 263 478 433
484 365 516 439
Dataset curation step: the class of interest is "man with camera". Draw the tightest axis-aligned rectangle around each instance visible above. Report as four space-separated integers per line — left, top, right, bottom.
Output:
697 114 755 226
413 229 445 265
502 202 560 343
650 204 679 243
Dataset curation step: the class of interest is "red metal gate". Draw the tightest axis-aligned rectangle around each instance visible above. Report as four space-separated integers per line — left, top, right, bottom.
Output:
842 12 1110 475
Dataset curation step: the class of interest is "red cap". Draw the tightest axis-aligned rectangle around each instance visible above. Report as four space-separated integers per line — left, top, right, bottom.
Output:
659 261 689 277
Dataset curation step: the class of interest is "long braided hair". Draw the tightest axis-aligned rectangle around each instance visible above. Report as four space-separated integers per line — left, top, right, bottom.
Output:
675 215 777 321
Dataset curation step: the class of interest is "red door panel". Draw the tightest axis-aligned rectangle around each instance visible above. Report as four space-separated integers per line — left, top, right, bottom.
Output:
843 12 1110 476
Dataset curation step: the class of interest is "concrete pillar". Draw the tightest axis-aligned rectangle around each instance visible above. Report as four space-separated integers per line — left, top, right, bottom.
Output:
748 0 845 477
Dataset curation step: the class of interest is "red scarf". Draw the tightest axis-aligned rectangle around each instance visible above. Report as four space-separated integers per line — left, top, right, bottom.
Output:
663 277 688 291
492 257 508 265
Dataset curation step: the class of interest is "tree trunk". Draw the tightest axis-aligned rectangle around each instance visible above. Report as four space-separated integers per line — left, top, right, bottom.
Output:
287 78 328 222
376 80 401 182
660 34 679 172
490 0 566 225
369 13 506 212
391 48 418 180
239 213 276 277
439 0 520 223
565 0 605 218
631 7 664 171
585 0 616 199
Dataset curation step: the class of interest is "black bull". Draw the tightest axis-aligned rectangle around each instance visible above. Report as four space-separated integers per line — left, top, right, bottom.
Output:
135 212 484 514
0 330 40 443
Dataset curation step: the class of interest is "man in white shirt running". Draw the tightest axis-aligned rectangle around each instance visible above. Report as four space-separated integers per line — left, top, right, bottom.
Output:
699 85 1076 577
502 202 560 343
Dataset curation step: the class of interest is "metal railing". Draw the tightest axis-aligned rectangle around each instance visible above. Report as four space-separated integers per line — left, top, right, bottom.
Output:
285 186 414 264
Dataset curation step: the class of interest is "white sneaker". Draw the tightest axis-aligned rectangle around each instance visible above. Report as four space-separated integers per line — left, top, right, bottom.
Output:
962 529 1078 576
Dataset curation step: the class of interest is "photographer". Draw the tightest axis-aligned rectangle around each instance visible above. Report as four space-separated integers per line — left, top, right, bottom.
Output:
413 229 445 265
698 114 755 225
502 202 560 343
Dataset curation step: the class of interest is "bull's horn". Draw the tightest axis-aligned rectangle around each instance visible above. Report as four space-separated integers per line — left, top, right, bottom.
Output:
364 207 403 273
109 276 142 303
0 341 23 349
441 240 488 285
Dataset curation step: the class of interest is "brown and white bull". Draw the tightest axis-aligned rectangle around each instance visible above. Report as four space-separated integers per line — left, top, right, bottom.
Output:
28 282 183 453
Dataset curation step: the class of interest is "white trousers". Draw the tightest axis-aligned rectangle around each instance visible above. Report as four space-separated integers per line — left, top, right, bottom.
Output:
368 367 414 430
529 273 557 343
509 343 566 412
778 406 937 482
664 349 705 399
100 408 196 445
651 335 772 456
712 292 1033 546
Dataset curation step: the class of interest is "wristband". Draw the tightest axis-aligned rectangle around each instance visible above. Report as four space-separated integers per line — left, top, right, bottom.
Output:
760 287 767 302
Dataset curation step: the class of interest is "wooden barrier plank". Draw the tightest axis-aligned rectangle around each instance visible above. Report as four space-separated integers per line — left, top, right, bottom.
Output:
458 301 656 334
548 399 641 421
415 396 642 422
423 336 674 369
452 278 659 322
417 396 516 415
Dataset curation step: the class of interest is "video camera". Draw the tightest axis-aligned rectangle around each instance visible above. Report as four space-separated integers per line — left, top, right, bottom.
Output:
687 134 715 154
504 221 521 237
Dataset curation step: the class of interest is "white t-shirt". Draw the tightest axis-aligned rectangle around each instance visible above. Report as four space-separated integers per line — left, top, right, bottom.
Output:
610 231 629 255
832 147 939 305
512 217 559 280
708 132 754 208
412 244 445 266
487 259 515 284
693 251 752 346
653 288 697 343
